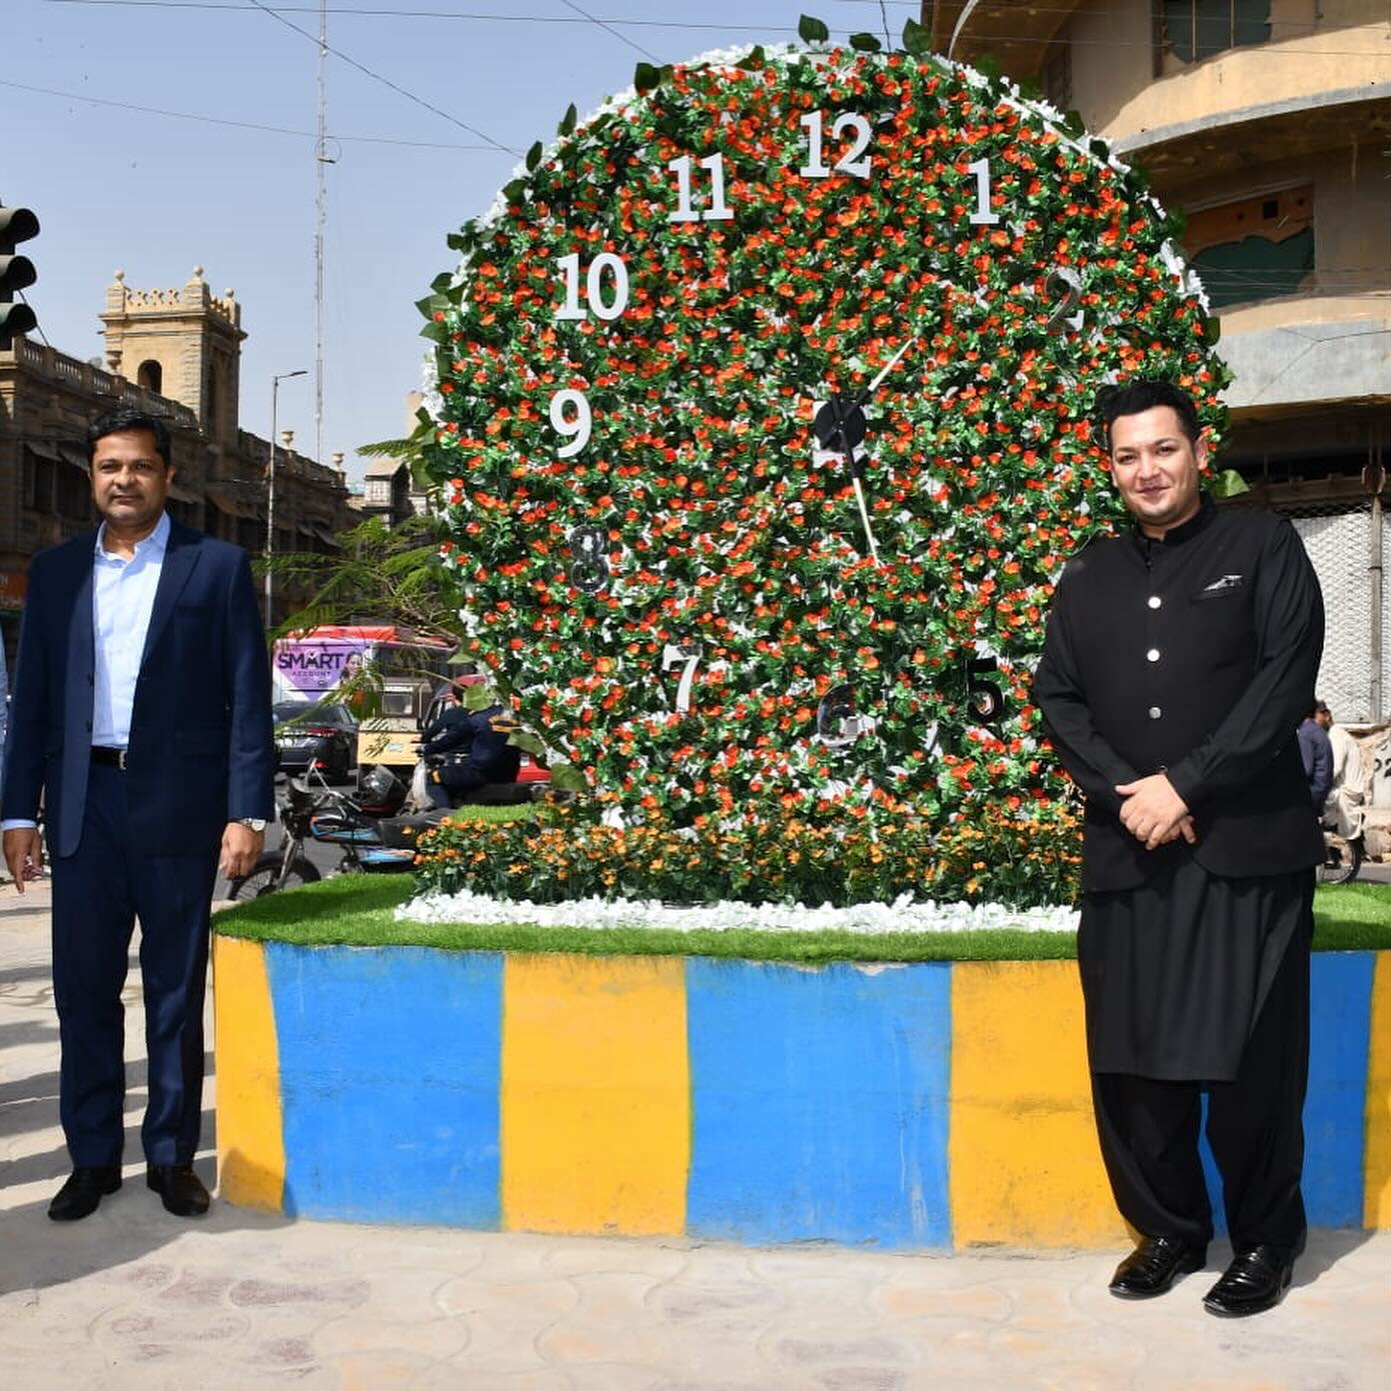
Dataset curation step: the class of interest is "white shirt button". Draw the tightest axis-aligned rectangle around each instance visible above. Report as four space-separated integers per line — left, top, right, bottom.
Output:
1146 648 1160 662
1148 706 1162 719
1148 595 1162 609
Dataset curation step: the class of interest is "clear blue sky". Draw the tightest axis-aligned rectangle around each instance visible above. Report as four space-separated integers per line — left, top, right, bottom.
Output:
3 1 920 479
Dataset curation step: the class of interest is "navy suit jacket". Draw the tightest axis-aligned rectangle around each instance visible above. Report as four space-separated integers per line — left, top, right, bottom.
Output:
1 520 276 859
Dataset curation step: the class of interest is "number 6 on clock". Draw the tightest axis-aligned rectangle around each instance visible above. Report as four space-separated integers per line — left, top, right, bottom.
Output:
549 389 592 458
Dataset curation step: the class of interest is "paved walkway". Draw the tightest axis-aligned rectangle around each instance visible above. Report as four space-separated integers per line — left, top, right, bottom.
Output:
1 879 1388 1390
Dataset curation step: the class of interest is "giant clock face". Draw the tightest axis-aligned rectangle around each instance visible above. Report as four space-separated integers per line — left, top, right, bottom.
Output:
419 40 1226 827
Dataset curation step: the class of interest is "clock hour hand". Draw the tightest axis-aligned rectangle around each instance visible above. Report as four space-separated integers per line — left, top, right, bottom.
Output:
810 335 918 566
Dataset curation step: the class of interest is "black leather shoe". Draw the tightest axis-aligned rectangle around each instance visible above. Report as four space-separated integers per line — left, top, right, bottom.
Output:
48 1166 122 1221
1108 1235 1207 1299
1202 1244 1296 1318
146 1164 211 1217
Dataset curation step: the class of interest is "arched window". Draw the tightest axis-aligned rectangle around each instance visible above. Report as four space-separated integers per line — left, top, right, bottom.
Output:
137 359 163 394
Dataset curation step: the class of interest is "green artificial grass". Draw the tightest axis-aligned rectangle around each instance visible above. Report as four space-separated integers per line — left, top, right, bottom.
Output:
213 871 1391 963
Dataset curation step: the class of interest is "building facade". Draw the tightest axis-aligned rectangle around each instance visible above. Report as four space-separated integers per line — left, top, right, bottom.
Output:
0 267 355 660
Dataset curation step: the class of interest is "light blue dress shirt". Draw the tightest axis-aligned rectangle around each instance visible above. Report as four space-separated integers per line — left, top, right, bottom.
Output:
92 511 170 748
1 512 169 833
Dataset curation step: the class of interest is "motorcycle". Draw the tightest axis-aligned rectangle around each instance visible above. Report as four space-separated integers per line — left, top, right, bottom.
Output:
226 765 423 900
1319 824 1365 885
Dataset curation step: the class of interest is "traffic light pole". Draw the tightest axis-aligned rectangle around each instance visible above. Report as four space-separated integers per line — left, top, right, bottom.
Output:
0 200 39 349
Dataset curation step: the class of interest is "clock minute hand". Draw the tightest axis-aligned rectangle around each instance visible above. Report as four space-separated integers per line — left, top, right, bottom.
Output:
811 335 919 566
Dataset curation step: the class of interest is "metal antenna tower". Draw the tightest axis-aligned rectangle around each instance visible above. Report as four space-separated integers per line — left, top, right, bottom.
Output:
314 0 329 464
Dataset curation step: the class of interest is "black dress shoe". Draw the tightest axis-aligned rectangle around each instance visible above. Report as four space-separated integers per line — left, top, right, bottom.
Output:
1108 1235 1207 1299
146 1164 211 1217
1202 1244 1296 1318
48 1166 122 1221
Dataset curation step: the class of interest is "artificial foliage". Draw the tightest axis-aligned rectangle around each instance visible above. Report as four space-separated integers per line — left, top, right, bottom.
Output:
410 796 1083 910
413 29 1229 903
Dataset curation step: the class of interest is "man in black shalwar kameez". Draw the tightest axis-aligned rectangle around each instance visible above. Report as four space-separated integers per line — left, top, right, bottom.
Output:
1033 380 1324 1318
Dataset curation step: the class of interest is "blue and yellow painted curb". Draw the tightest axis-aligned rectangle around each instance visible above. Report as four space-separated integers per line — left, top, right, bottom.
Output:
214 941 1391 1248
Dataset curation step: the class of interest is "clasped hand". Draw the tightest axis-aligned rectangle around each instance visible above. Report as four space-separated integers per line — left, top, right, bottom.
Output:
1114 773 1195 850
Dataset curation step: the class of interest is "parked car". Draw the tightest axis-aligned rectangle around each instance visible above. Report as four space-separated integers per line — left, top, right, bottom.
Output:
273 700 357 783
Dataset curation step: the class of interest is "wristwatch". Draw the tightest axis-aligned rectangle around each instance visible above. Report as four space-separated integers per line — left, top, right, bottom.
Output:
236 818 268 833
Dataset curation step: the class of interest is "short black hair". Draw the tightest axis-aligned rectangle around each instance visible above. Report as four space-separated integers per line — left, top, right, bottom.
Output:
1096 380 1200 452
86 407 173 470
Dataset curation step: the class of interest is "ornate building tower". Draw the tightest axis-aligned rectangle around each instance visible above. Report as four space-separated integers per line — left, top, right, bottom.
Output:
98 266 245 450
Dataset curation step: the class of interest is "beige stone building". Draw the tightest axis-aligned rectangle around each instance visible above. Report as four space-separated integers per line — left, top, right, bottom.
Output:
0 267 355 660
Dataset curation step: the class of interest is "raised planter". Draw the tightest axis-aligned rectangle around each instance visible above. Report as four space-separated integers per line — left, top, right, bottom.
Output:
214 938 1391 1247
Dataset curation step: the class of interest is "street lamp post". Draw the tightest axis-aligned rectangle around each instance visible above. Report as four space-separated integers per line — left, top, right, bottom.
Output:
266 369 307 625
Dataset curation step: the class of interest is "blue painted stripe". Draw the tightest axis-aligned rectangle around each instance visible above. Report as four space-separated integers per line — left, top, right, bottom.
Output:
1303 951 1374 1228
264 944 503 1227
685 958 952 1248
1199 950 1374 1236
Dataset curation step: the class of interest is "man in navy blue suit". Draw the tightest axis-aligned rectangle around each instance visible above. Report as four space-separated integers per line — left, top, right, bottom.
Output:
1 408 274 1220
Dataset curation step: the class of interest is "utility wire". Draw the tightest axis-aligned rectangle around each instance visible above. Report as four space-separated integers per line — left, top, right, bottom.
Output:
0 76 513 149
40 0 1358 33
558 0 660 61
242 0 521 154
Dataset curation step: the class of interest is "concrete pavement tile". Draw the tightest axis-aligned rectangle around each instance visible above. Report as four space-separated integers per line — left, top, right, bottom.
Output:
313 1311 472 1362
648 1275 788 1334
548 1360 665 1391
539 1234 693 1280
227 1272 372 1309
444 1373 573 1391
435 1273 580 1319
874 1281 1013 1322
329 1350 465 1389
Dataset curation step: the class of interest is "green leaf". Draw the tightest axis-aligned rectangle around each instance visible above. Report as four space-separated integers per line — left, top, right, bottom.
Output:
737 45 766 69
447 651 474 666
849 32 882 52
462 683 496 711
1211 468 1250 499
525 140 543 172
506 731 545 756
501 178 527 205
558 102 577 137
798 14 830 44
1060 109 1086 140
1203 314 1222 346
548 762 588 792
634 61 661 94
419 320 448 344
901 17 932 56
430 271 454 293
415 293 447 321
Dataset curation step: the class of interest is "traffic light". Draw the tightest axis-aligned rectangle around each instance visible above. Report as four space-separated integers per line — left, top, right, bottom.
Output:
0 202 39 349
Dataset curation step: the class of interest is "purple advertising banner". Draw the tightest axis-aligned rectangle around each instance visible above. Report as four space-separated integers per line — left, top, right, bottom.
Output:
273 639 372 700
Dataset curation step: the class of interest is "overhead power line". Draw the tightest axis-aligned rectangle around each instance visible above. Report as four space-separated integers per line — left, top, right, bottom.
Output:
0 76 513 150
559 0 659 61
242 0 520 154
40 0 1359 34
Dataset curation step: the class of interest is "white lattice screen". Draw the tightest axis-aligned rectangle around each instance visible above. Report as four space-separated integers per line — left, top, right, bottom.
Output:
1288 508 1382 724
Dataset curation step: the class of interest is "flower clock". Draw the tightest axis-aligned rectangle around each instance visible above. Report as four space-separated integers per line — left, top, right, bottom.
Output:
415 21 1229 879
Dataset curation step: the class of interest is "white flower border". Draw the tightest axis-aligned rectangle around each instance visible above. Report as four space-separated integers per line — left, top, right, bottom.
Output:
397 889 1078 936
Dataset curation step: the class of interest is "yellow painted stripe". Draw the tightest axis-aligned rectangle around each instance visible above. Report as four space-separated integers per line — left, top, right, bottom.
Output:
1364 952 1391 1229
501 953 689 1236
950 960 1128 1248
213 936 286 1211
